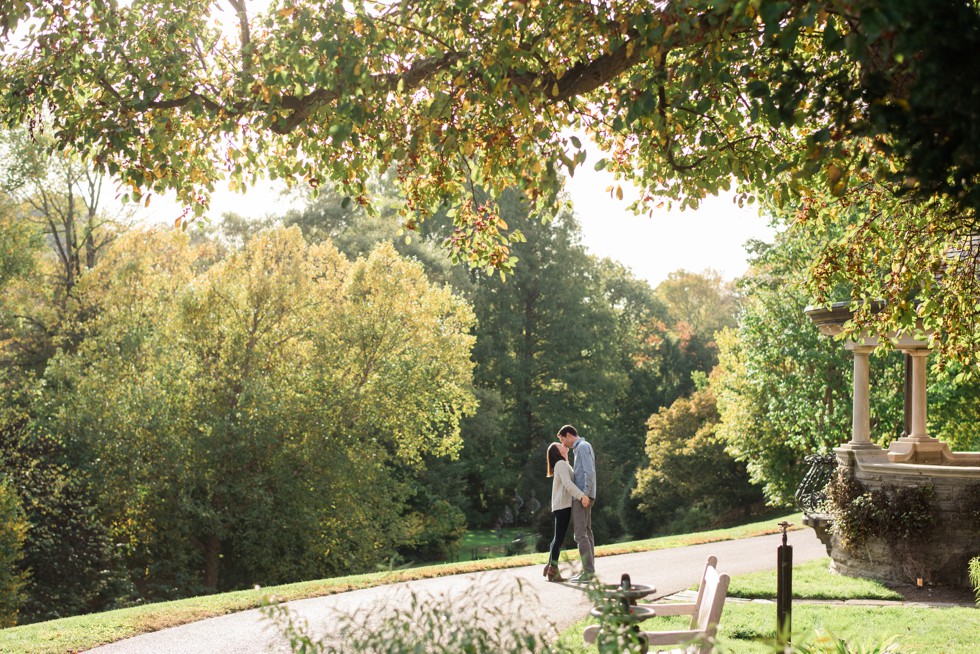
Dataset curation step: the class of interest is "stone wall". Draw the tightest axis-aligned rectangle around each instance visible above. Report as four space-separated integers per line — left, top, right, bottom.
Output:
829 449 980 588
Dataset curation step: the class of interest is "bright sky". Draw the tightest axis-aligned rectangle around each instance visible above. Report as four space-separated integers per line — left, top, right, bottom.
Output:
140 172 775 289
126 3 775 289
565 163 776 287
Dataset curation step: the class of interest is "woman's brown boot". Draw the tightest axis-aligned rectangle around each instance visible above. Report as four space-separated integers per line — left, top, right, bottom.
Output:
544 564 564 582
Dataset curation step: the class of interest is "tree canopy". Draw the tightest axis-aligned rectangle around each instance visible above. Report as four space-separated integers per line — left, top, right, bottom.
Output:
2 0 979 361
714 228 903 503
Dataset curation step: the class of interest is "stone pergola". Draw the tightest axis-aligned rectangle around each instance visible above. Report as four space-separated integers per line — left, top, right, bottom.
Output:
805 302 980 587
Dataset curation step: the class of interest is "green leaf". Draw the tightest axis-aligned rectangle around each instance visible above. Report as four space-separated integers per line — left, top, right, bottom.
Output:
747 81 770 98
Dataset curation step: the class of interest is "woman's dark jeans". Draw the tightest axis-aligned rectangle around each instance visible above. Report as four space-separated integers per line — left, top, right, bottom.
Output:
548 507 572 564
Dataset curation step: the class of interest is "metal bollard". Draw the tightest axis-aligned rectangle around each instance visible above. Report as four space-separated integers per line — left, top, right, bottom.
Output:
776 521 793 644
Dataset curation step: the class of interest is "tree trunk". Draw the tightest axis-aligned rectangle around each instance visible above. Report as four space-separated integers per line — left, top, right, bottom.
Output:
204 534 221 590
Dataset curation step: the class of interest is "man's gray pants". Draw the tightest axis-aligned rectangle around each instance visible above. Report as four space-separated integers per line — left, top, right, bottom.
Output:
572 498 595 574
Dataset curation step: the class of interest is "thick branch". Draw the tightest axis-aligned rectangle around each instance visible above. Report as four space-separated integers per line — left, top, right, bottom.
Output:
271 53 463 134
143 7 721 137
226 0 252 76
148 91 222 112
550 32 649 101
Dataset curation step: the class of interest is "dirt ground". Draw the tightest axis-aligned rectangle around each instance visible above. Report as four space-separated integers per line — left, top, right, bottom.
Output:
889 583 977 606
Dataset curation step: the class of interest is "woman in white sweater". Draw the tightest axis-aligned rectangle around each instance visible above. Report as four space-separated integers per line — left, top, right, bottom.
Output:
544 441 586 582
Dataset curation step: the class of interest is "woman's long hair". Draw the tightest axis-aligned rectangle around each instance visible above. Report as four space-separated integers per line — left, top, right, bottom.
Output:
546 442 563 478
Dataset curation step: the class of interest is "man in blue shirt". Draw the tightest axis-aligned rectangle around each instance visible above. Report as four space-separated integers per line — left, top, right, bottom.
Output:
558 424 596 582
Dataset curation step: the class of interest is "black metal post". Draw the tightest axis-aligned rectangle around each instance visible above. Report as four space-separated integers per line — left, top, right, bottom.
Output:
777 521 793 644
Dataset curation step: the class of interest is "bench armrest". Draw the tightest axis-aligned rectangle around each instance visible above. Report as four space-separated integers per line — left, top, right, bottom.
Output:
639 628 705 647
634 602 696 617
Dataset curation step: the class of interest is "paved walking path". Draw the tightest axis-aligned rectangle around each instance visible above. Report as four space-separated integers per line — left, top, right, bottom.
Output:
87 530 829 654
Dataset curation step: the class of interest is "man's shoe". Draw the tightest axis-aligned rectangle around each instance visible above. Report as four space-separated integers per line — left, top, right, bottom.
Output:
568 572 595 583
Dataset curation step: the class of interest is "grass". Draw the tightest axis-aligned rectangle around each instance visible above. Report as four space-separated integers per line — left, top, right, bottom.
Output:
556 557 978 654
728 558 904 601
558 604 980 653
0 512 805 653
456 527 530 561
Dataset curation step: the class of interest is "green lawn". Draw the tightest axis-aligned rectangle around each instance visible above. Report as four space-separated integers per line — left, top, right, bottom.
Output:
0 512 804 653
728 558 903 601
457 527 532 561
9 512 972 654
557 558 978 654
559 603 979 653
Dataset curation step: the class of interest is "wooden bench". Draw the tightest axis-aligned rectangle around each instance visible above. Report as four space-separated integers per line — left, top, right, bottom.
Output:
583 555 730 654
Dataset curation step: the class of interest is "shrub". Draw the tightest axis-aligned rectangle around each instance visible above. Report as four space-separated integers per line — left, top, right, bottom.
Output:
786 632 902 653
887 484 936 541
264 578 907 654
824 471 879 548
969 556 980 607
0 477 28 627
824 471 935 548
263 580 575 654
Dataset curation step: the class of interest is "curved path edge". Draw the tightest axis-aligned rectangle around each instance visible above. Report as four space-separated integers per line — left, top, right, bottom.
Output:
86 530 829 654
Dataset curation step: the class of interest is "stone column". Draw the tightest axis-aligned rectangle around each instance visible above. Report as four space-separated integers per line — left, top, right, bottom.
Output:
901 353 912 437
908 349 930 441
845 345 876 448
886 347 949 463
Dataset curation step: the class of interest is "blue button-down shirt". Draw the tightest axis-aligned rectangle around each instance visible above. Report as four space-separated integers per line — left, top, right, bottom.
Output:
571 437 596 499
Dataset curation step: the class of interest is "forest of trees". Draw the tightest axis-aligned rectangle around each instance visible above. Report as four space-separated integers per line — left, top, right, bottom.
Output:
3 133 978 626
2 0 980 629
0 136 744 623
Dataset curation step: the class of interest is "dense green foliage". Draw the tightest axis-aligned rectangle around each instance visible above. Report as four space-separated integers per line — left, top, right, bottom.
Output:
277 183 721 542
713 220 980 505
2 0 978 621
3 1 979 364
633 382 764 533
0 196 39 289
0 410 124 622
0 192 486 619
0 158 730 622
715 226 899 503
60 227 476 594
0 476 27 627
824 472 936 550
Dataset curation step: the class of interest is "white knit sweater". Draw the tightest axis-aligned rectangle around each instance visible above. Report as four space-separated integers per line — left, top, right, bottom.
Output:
551 459 586 511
